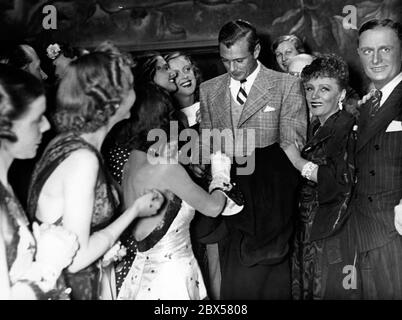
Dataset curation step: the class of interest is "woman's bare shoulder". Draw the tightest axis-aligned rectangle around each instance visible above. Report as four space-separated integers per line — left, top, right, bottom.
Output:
47 148 100 184
125 151 185 185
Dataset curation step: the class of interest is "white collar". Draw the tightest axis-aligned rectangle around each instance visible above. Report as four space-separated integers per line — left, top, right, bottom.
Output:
378 72 402 106
229 61 261 99
181 102 200 127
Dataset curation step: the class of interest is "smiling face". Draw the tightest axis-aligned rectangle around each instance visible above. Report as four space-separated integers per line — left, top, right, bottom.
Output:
3 95 50 159
153 56 177 92
168 55 197 98
220 36 260 81
275 40 299 72
304 77 346 124
358 26 402 89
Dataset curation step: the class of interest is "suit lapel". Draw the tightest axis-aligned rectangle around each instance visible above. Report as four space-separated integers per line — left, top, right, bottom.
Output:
357 81 402 152
212 74 232 129
238 67 275 127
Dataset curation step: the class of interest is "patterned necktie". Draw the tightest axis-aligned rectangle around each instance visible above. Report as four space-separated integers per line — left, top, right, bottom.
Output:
369 89 382 117
236 79 247 105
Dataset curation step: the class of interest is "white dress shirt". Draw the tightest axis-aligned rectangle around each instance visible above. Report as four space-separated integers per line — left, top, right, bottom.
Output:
379 72 402 107
229 61 261 102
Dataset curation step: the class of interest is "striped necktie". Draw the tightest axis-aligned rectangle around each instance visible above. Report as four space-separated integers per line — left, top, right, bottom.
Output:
369 89 382 117
236 79 247 105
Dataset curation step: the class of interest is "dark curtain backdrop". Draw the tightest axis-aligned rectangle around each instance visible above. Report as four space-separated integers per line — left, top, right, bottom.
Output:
1 0 401 94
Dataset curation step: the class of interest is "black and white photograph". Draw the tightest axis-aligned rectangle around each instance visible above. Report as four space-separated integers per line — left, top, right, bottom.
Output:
0 0 402 307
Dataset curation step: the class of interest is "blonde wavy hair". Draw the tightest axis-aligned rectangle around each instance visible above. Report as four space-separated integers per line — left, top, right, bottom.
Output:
54 41 135 133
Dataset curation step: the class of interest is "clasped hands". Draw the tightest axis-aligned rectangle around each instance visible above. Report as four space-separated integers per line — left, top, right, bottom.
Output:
33 222 79 273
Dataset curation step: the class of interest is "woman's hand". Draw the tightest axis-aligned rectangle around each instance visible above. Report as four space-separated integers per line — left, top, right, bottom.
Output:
33 222 79 272
132 189 165 218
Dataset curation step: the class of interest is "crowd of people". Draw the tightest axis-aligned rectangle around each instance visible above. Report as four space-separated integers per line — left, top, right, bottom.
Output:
0 16 402 300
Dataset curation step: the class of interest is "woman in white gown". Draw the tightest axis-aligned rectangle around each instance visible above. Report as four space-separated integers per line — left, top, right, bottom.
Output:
115 83 242 300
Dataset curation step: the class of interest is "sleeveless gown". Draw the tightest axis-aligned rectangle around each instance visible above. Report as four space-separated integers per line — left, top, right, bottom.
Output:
27 133 120 300
116 192 207 300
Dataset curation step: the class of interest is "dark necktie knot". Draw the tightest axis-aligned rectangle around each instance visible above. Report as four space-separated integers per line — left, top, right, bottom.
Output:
240 79 247 84
370 89 382 117
373 89 382 100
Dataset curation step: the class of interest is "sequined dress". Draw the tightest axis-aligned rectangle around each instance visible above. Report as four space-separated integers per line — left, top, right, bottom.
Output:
116 192 207 300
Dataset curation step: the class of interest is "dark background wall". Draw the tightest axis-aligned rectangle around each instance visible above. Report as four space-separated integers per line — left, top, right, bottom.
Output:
1 0 402 94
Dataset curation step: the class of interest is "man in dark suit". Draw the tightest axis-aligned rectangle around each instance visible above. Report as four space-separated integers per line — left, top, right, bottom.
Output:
350 18 402 299
198 19 307 299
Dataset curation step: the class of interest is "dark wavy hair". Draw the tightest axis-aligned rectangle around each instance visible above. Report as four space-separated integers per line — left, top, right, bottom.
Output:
218 19 260 53
271 34 306 54
301 53 349 90
53 41 134 133
164 51 202 102
132 52 162 85
116 82 176 152
0 64 45 143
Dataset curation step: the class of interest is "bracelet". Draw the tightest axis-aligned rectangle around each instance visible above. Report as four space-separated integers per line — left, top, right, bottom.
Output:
301 161 318 181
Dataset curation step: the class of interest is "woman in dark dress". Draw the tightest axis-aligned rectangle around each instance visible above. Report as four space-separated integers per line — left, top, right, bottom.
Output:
27 42 164 300
0 64 78 299
286 54 359 299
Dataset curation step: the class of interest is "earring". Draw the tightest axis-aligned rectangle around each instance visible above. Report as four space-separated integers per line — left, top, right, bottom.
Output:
148 147 159 157
338 99 343 110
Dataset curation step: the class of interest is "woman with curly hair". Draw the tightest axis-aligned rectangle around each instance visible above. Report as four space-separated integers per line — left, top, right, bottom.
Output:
165 51 202 129
27 42 164 300
0 64 79 299
46 42 88 81
286 54 359 299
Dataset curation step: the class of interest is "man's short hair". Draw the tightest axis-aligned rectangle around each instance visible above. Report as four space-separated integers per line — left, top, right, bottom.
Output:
358 18 402 43
218 19 260 53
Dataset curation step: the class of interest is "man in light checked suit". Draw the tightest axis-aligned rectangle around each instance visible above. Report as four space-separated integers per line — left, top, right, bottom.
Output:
197 19 307 299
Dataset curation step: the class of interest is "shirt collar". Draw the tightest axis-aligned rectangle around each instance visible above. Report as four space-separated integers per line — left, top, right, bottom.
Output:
378 72 402 106
230 61 261 91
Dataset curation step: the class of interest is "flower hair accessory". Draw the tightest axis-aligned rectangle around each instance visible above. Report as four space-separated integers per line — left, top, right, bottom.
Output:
46 43 61 60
